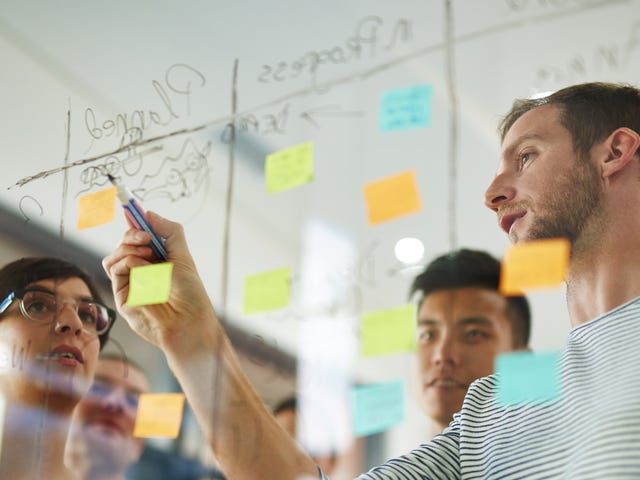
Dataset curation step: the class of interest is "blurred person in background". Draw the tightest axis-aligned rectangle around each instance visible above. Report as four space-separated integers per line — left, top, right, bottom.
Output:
409 248 531 436
66 353 149 480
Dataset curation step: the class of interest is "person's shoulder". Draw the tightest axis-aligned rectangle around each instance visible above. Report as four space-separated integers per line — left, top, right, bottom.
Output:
466 374 498 402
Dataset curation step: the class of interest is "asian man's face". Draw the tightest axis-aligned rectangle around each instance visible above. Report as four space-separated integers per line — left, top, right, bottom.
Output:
415 287 518 428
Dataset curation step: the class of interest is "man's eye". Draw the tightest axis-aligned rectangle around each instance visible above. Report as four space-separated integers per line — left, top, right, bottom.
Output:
125 393 140 409
465 330 487 340
519 152 533 169
418 330 434 342
89 382 110 397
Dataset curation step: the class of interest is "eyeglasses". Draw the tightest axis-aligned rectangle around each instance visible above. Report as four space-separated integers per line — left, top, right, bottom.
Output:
0 287 115 335
88 379 141 410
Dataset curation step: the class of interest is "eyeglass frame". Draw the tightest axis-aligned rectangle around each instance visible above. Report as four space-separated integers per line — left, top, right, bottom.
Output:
87 378 143 410
0 287 116 335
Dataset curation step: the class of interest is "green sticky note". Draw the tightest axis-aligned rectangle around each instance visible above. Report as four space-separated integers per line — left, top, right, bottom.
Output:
243 267 291 314
496 350 561 406
360 304 416 357
351 380 404 437
265 142 314 194
126 262 174 307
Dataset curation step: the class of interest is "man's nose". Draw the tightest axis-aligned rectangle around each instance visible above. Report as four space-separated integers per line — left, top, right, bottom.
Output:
101 388 126 413
484 172 516 212
432 335 458 366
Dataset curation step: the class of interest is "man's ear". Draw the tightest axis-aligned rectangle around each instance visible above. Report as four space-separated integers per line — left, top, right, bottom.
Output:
600 127 640 179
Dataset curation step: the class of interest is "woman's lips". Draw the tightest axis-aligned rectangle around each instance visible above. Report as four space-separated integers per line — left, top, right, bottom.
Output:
37 345 84 366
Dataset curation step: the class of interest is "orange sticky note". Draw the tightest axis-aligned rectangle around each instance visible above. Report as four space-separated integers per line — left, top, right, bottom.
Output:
76 186 117 230
500 238 570 295
133 393 185 438
363 170 421 225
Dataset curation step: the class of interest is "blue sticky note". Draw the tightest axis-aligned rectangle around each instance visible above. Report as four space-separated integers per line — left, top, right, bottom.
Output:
496 351 561 406
379 84 433 132
351 380 404 437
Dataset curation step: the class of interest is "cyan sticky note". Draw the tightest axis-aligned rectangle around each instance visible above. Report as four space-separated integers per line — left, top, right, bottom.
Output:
265 142 314 194
126 262 174 307
360 304 416 357
133 393 185 438
496 350 561 406
380 84 433 132
243 267 291 314
351 380 404 437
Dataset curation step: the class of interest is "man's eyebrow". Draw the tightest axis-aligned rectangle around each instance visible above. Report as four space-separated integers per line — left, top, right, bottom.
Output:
93 376 146 394
456 317 494 327
125 386 146 395
502 132 544 159
417 318 439 327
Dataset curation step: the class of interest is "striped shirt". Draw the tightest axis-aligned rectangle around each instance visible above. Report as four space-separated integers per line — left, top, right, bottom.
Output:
321 296 640 479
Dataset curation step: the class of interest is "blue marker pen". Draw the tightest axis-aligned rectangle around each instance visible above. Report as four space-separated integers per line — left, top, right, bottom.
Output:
107 174 168 261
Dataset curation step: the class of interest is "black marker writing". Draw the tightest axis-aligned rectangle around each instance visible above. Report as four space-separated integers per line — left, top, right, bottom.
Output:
165 63 207 116
534 20 640 90
19 196 44 224
257 15 412 90
83 63 207 153
12 340 32 370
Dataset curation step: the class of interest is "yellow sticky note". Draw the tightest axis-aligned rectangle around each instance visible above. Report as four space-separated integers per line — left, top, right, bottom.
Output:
361 304 416 357
126 262 174 307
133 393 185 438
363 170 421 225
76 186 117 230
265 142 314 193
243 267 291 314
500 238 570 295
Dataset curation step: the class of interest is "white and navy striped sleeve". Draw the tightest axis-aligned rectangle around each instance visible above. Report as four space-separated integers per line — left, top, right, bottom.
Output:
354 420 461 480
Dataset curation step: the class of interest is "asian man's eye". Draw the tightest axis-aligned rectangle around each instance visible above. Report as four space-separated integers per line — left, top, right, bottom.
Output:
418 330 435 342
465 329 488 341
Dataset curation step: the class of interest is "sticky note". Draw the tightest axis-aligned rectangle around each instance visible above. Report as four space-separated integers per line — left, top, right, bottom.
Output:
243 267 291 314
363 170 421 225
496 351 561 406
351 380 404 437
133 393 185 438
126 262 174 307
76 186 117 230
360 304 416 357
265 142 314 194
500 238 570 295
380 84 433 132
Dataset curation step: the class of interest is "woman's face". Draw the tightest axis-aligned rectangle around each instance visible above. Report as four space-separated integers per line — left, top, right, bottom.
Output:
0 277 100 407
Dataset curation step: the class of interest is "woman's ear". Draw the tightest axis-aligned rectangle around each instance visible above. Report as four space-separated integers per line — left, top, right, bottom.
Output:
601 127 640 179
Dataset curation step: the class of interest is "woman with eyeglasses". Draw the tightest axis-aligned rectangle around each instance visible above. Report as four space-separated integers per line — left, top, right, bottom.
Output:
0 257 115 480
